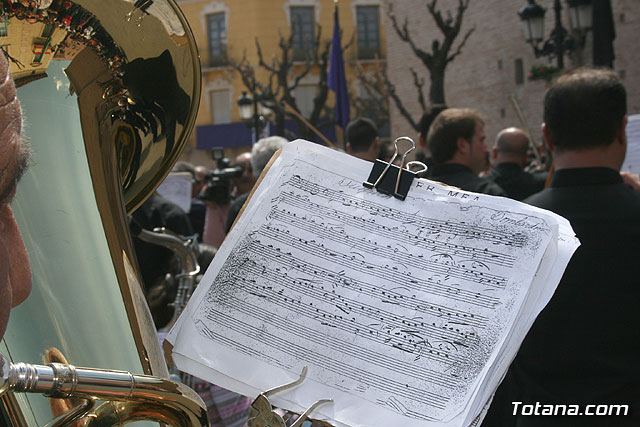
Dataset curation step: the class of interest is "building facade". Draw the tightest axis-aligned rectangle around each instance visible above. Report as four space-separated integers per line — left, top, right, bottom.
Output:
177 0 388 167
384 0 640 157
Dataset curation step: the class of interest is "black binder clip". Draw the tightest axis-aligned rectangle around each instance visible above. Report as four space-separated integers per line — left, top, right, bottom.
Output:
363 137 427 201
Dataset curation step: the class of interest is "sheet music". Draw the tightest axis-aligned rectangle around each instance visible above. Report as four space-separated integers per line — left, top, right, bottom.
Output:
169 140 578 427
622 114 640 173
156 172 192 213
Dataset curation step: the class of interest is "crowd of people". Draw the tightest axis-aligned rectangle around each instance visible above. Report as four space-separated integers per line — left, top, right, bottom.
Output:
128 135 289 426
345 68 640 426
0 30 638 425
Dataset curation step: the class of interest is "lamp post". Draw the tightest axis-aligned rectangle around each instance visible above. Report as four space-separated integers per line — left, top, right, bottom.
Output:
237 90 270 144
518 0 592 69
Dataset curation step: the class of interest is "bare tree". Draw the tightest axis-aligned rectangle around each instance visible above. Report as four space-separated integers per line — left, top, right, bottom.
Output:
386 0 475 131
351 61 390 135
232 27 335 141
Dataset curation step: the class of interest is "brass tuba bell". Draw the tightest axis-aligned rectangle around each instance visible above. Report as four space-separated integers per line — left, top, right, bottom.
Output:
0 0 206 425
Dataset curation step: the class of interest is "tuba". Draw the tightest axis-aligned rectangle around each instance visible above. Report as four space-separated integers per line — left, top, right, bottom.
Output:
0 0 206 425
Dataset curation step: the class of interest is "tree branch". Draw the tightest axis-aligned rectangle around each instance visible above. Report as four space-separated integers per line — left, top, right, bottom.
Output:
447 27 474 63
385 76 418 131
426 0 448 34
387 3 433 68
409 67 427 112
343 30 356 52
254 38 276 74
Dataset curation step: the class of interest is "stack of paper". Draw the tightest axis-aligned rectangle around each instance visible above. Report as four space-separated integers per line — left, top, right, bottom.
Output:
167 140 579 427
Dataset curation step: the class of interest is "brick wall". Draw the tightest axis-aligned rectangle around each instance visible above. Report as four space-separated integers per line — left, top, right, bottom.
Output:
384 0 640 156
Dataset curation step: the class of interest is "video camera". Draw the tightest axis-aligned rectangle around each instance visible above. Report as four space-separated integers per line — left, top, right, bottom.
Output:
199 148 243 205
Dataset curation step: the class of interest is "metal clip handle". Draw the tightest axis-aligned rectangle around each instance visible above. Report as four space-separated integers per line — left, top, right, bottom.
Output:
248 366 333 427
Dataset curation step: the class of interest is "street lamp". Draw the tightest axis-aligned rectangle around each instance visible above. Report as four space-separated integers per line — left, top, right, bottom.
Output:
567 0 593 32
236 90 265 144
237 91 253 121
518 0 592 69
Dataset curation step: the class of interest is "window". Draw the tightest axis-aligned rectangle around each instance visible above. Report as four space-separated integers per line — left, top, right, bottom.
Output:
0 16 9 37
291 6 315 61
210 90 231 124
32 25 55 65
207 13 227 66
515 58 524 85
356 6 380 60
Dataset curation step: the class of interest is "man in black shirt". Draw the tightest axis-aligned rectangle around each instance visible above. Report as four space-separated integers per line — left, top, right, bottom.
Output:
425 108 506 196
485 68 640 426
486 127 546 200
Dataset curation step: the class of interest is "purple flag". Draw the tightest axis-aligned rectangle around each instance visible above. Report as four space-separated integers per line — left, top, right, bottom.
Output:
328 6 350 129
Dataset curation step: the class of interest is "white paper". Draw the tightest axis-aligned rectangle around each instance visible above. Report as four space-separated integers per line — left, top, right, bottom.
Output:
621 114 640 173
168 140 579 427
156 172 192 213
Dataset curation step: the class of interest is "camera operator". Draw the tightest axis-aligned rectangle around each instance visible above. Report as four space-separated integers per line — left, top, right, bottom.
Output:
225 136 289 233
200 156 244 248
231 152 256 198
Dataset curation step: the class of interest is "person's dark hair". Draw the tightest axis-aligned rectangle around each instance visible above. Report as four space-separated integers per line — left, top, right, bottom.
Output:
173 160 196 180
197 243 218 271
346 117 378 152
544 67 626 151
427 108 484 164
146 273 177 329
377 139 394 162
418 104 447 136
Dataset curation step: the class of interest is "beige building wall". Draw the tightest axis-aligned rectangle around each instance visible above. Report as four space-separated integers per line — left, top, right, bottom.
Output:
384 0 640 155
177 0 388 167
1 18 67 85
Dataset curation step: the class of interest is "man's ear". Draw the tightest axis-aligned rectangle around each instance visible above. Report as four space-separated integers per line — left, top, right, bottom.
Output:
492 147 498 160
367 137 380 159
456 137 470 155
346 142 354 155
617 116 628 146
541 123 553 152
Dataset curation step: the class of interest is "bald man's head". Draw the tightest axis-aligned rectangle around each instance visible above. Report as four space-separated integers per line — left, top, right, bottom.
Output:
493 128 530 168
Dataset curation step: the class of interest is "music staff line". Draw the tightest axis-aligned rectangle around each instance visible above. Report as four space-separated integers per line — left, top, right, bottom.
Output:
200 292 456 409
212 285 462 389
286 175 529 248
276 191 515 269
196 320 286 368
200 306 450 410
245 238 488 330
381 395 438 421
237 256 476 366
269 207 508 289
257 226 502 309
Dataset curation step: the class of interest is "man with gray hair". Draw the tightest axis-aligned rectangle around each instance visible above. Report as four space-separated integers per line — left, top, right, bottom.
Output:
226 136 288 232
